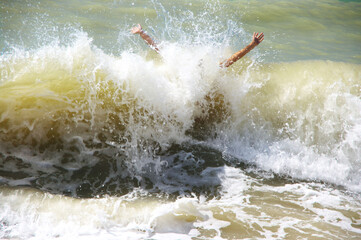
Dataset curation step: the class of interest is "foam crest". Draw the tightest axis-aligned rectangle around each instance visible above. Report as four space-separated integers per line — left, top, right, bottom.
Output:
212 61 361 190
0 33 211 148
1 1 361 239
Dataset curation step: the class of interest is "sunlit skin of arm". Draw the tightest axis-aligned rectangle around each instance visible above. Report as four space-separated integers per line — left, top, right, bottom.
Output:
131 24 160 53
220 32 264 68
131 24 264 67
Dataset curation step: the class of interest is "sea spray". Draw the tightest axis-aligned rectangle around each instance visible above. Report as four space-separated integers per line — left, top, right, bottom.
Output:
211 60 361 191
1 30 360 193
1 0 361 239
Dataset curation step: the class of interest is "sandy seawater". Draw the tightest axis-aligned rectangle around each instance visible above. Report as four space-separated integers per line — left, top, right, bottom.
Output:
0 0 361 239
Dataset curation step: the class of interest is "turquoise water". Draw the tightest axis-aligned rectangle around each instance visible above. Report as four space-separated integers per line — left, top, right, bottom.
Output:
1 0 361 62
0 0 361 239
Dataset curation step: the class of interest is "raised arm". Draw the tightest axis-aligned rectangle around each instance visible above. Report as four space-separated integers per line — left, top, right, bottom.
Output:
220 32 264 68
131 24 159 53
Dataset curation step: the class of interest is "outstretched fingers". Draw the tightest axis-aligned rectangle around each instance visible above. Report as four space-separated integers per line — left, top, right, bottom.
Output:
131 24 143 34
253 32 264 44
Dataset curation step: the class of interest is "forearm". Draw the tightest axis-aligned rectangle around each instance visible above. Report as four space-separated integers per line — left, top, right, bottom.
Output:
139 31 159 52
221 42 258 68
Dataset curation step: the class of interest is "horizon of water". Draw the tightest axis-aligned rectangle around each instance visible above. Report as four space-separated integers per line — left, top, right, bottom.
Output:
1 0 361 239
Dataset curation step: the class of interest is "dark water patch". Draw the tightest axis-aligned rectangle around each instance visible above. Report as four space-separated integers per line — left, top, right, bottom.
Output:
0 154 32 179
0 142 228 198
187 93 231 141
0 169 30 180
1 140 341 200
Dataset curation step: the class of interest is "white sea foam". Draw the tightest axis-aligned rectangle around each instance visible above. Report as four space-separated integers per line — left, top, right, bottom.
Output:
1 1 361 238
1 166 360 239
1 32 361 189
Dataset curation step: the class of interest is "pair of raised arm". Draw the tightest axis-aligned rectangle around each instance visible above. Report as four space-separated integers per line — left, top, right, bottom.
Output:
131 24 264 68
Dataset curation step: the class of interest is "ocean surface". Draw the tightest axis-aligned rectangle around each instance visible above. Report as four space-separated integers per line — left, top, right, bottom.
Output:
1 0 361 239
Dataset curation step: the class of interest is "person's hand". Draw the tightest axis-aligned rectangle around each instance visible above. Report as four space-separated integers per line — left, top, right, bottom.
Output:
131 24 143 34
252 32 264 45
